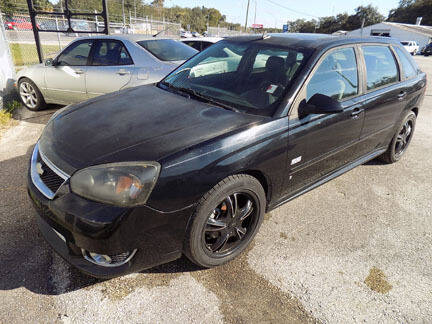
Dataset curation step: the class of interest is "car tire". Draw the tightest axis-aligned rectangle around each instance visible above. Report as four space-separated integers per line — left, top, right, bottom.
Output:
18 78 45 111
379 111 416 164
184 174 266 268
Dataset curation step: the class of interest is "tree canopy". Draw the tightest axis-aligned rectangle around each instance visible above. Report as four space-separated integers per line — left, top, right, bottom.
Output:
0 0 431 33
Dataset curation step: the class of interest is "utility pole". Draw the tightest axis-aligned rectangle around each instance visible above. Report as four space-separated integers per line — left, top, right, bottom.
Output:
244 0 250 32
254 0 257 25
122 0 126 29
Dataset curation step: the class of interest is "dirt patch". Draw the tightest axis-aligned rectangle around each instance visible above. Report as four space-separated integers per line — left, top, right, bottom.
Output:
99 272 182 301
191 245 316 323
280 232 288 239
364 267 392 294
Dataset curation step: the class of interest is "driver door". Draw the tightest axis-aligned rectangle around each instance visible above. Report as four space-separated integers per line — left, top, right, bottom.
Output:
44 39 93 104
283 46 365 197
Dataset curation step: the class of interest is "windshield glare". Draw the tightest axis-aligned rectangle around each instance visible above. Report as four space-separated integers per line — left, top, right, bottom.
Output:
137 39 198 61
161 40 310 115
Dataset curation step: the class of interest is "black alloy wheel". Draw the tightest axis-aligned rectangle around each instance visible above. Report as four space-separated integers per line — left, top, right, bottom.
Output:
203 192 257 256
184 174 266 268
379 111 416 164
394 119 414 157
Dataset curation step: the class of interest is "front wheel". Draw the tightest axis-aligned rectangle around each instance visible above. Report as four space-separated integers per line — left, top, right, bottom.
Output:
184 174 266 268
18 78 45 111
379 111 416 164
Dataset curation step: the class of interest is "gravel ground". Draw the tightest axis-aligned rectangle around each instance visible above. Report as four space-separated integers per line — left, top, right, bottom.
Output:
0 57 431 323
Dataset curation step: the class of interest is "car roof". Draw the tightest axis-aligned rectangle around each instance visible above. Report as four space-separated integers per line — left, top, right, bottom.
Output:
180 37 223 43
75 34 181 43
225 33 401 50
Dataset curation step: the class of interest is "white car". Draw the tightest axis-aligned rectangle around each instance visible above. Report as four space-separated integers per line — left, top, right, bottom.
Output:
15 35 197 110
401 41 419 55
180 37 223 51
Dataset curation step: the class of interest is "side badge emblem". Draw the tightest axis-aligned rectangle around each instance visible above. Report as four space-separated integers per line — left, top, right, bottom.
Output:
291 156 302 165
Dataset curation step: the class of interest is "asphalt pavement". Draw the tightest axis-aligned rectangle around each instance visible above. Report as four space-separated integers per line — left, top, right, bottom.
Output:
0 56 431 323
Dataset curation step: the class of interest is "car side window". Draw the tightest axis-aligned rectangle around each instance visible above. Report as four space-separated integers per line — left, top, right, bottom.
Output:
362 45 399 91
91 40 133 66
306 47 358 101
56 40 92 66
184 41 201 51
394 46 417 79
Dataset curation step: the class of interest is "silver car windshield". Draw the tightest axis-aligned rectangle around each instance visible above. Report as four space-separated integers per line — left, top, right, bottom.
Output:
137 39 197 61
160 40 310 115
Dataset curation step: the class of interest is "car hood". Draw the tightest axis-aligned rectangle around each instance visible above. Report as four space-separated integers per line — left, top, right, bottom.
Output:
39 85 263 174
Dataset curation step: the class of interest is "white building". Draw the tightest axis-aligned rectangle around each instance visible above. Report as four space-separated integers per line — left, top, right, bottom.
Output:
348 22 432 49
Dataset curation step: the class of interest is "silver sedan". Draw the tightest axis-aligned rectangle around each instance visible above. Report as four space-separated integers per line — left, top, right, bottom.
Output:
16 35 198 110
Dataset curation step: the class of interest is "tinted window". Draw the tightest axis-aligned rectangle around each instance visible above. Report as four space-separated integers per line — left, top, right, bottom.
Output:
394 46 417 79
363 46 399 90
162 40 311 115
201 42 214 50
184 41 201 51
401 42 409 46
307 47 358 101
57 40 92 66
91 40 133 66
137 39 197 61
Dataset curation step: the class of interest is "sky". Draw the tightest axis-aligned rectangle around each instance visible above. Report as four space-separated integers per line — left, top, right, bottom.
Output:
162 0 401 28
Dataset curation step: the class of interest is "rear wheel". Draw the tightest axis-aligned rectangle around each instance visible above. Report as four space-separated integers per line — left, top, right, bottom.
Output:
379 111 416 164
18 78 45 111
184 174 265 268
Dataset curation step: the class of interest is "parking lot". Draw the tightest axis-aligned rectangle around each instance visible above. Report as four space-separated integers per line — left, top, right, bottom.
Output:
0 56 431 323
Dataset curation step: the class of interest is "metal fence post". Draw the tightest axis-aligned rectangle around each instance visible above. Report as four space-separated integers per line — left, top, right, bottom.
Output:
55 17 62 50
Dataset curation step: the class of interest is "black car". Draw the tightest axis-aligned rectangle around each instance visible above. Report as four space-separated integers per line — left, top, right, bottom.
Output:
423 43 432 56
28 34 426 278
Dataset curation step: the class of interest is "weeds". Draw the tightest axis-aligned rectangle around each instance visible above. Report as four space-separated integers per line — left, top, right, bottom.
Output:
0 100 20 128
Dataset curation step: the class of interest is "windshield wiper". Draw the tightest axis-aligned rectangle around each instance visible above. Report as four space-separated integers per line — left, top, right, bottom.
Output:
160 82 240 113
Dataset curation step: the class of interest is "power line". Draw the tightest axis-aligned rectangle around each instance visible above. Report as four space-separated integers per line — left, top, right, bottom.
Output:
262 0 320 19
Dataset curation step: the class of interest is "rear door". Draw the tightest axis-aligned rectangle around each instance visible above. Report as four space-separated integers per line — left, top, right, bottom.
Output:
355 45 405 154
284 46 365 197
44 39 93 104
85 39 134 98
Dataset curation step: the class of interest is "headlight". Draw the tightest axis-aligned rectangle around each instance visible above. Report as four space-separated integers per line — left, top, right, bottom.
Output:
70 162 160 207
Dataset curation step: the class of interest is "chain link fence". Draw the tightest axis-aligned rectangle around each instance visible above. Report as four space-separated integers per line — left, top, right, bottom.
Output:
207 26 249 37
1 12 183 70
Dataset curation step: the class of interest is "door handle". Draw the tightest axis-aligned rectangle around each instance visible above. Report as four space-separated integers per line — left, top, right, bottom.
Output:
74 69 84 75
117 69 131 76
351 107 363 119
397 91 407 100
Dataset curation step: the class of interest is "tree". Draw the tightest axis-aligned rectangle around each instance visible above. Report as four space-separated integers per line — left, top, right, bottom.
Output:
0 0 17 16
345 5 385 30
388 0 432 26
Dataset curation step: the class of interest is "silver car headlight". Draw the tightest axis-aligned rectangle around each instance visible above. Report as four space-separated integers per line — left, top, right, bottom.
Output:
70 162 160 207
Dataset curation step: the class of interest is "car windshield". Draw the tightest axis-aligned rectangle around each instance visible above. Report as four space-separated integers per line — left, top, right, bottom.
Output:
401 42 409 45
159 40 311 116
137 39 198 61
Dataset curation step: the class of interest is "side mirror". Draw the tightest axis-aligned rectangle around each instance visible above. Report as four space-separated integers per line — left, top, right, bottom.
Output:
299 93 343 117
45 58 55 66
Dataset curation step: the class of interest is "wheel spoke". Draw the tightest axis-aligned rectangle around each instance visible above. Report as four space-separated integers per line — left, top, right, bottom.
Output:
211 232 230 252
225 194 238 218
235 226 246 239
206 218 227 232
239 199 253 221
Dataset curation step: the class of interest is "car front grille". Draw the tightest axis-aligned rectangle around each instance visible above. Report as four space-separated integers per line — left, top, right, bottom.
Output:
31 143 70 199
37 154 65 193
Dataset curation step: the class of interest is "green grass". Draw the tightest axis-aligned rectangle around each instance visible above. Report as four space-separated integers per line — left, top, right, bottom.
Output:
0 100 20 132
10 43 60 66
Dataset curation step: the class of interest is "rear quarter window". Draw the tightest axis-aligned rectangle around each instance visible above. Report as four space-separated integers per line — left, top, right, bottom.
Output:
394 46 417 79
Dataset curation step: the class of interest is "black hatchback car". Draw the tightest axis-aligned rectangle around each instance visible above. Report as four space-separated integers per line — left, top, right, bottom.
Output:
28 33 426 278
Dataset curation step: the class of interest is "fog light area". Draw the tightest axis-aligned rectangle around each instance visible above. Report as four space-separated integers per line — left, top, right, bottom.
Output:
81 249 137 267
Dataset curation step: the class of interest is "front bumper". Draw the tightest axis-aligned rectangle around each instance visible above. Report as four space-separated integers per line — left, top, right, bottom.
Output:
27 157 193 278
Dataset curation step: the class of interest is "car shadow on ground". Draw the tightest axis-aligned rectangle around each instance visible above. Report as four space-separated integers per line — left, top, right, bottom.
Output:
0 145 201 296
12 104 62 125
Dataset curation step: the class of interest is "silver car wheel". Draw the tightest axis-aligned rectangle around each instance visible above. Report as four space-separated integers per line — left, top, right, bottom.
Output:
19 81 38 108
